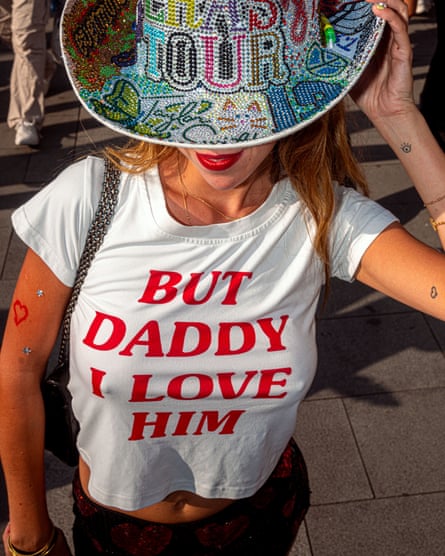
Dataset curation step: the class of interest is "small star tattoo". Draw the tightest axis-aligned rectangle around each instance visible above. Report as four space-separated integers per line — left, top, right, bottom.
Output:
36 289 44 297
400 142 412 153
23 346 32 355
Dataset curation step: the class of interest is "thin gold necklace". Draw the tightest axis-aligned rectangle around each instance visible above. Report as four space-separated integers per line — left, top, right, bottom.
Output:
179 173 273 225
181 186 236 223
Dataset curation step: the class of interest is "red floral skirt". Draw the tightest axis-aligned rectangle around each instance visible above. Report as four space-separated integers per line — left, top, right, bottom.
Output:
72 438 310 555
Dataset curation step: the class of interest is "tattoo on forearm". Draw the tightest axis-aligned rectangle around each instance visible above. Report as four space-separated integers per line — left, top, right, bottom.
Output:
13 300 29 325
431 286 438 299
400 142 412 153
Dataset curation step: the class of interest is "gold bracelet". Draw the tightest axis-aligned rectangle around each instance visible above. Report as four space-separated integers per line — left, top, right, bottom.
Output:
430 217 445 232
424 193 445 207
7 527 58 556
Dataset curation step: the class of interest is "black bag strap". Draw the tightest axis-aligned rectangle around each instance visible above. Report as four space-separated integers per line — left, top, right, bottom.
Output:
58 158 121 363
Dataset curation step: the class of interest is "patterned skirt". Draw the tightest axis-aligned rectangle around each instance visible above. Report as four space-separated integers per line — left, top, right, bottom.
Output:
72 438 310 556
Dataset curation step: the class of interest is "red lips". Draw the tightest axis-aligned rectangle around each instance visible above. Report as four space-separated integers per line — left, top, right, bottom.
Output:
196 151 242 171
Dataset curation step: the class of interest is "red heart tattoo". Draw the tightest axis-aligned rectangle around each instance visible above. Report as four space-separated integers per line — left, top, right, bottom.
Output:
13 300 28 325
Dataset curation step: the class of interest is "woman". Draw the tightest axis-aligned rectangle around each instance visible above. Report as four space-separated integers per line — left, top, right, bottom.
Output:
1 0 444 554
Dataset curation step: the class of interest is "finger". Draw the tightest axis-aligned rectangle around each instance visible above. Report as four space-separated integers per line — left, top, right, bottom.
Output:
367 0 409 25
368 0 412 59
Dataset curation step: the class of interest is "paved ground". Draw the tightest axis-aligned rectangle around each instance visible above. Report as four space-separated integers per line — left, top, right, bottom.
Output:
0 12 444 556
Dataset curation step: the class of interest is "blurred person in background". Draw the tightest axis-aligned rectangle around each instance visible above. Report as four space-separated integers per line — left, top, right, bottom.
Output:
404 0 417 17
415 0 432 15
0 0 55 146
420 0 445 149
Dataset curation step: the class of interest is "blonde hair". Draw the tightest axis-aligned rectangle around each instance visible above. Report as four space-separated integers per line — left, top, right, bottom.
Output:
104 101 368 287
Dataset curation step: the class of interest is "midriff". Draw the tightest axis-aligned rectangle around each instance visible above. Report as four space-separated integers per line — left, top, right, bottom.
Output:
78 457 234 524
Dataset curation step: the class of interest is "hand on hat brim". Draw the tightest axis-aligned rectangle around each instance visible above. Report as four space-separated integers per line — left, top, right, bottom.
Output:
350 0 414 124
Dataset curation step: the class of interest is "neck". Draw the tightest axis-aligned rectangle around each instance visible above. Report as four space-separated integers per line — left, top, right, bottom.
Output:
159 160 274 226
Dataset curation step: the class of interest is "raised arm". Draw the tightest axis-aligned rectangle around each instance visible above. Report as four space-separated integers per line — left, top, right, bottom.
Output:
351 1 445 319
352 0 445 250
356 221 445 320
0 249 72 554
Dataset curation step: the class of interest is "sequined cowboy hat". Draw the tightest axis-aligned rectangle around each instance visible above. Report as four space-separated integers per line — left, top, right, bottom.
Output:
61 0 385 149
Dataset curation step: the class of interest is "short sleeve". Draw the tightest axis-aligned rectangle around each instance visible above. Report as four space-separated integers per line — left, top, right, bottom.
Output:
11 156 105 286
330 186 399 281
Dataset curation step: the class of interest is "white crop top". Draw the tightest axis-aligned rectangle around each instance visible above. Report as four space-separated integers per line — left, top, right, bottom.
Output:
12 156 397 510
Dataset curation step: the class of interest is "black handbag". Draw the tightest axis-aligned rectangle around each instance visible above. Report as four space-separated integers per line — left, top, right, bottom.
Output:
41 159 120 466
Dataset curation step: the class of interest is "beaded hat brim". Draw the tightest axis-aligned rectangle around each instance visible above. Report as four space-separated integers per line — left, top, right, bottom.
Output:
61 0 385 149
